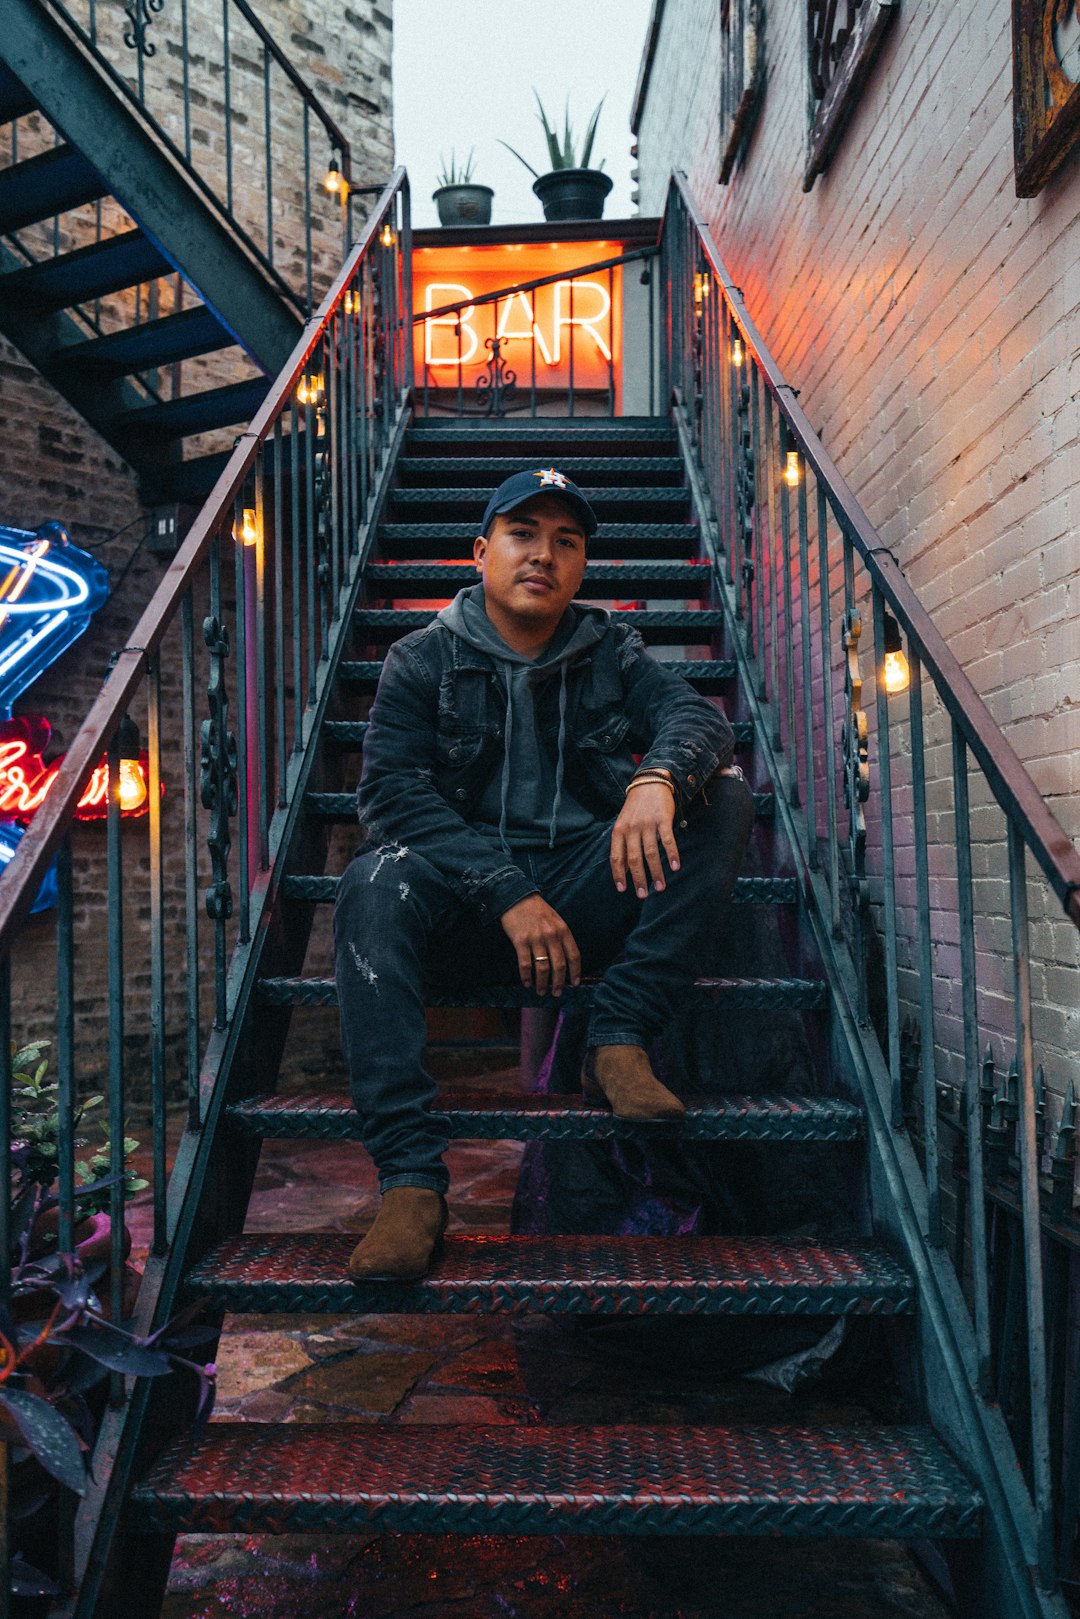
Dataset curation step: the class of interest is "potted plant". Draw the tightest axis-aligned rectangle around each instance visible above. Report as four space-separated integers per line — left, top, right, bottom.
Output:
502 92 613 221
432 149 493 228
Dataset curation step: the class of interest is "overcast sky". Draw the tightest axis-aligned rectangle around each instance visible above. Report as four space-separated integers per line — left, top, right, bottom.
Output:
393 0 654 229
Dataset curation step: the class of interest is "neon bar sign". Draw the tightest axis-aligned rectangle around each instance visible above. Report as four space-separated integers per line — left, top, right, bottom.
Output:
422 279 613 368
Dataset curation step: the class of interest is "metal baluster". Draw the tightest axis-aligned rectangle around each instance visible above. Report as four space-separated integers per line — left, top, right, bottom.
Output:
1008 822 1054 1581
291 398 303 753
106 726 125 1404
568 278 575 417
54 836 75 1256
315 338 331 656
0 951 9 1617
181 0 191 162
273 419 287 806
181 593 200 1126
906 646 940 1238
871 587 902 1127
720 297 735 586
816 484 840 935
953 725 992 1391
303 104 312 316
357 282 369 521
797 468 816 858
763 395 780 734
223 0 233 215
145 661 167 1254
327 318 341 615
646 258 656 416
233 498 250 943
607 265 614 415
254 453 270 864
750 362 765 688
305 387 317 701
346 288 359 557
205 531 232 1029
402 182 414 399
530 287 537 416
263 45 273 265
778 431 798 788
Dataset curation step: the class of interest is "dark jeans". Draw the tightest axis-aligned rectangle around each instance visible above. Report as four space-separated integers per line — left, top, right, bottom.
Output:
333 773 755 1195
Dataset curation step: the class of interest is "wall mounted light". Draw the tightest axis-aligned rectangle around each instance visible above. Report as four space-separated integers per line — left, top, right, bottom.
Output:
881 610 911 694
784 449 801 487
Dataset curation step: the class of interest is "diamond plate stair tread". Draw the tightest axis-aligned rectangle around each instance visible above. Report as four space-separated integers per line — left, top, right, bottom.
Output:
229 1088 859 1142
62 304 233 373
392 486 688 506
131 1423 982 1538
281 870 783 905
406 419 675 442
364 561 710 599
0 229 170 309
305 788 773 822
377 528 696 560
319 717 756 750
111 376 271 437
186 1233 914 1316
340 658 735 690
254 975 828 1010
354 608 723 646
398 456 685 481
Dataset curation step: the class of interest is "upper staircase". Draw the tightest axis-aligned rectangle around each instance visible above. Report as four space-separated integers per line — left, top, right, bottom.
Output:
0 0 345 505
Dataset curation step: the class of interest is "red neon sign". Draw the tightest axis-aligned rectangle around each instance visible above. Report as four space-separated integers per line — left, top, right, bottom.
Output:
0 715 153 823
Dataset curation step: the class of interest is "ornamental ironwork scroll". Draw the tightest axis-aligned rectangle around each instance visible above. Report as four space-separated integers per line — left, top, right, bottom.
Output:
720 0 765 183
476 336 518 418
1013 0 1080 195
804 0 898 190
123 0 165 57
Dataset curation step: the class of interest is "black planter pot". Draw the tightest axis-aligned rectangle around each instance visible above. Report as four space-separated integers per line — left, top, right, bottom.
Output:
433 183 493 227
532 167 613 221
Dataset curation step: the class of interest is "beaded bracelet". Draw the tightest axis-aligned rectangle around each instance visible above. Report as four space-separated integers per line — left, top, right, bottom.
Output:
625 772 676 798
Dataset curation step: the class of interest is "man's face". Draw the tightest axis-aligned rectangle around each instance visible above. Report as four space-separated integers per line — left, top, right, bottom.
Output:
473 493 588 633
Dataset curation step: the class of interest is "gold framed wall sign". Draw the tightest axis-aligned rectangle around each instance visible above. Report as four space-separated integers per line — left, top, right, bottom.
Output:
804 0 898 190
720 0 765 183
1013 0 1080 195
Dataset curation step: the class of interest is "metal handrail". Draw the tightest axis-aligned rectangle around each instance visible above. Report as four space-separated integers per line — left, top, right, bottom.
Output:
666 172 1080 929
0 167 406 950
661 166 1080 1593
415 246 657 323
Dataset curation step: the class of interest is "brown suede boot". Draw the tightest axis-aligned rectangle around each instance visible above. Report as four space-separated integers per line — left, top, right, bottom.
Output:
581 1044 686 1122
347 1187 448 1281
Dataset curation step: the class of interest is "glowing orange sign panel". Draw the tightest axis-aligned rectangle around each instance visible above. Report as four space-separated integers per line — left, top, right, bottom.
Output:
413 241 624 404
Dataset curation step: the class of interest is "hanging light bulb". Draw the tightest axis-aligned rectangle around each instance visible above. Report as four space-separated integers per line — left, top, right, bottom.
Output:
343 288 357 315
324 154 342 194
731 334 744 367
380 222 396 248
115 714 148 813
881 610 911 694
233 507 258 547
297 374 324 407
784 449 801 487
693 271 710 310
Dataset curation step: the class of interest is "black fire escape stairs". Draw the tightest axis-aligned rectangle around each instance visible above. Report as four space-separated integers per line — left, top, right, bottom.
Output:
73 414 992 1618
0 2 303 505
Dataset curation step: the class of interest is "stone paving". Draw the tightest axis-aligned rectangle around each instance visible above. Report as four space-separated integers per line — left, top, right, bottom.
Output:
148 1066 956 1619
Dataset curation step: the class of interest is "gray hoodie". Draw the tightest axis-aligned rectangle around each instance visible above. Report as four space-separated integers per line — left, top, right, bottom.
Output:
436 584 607 850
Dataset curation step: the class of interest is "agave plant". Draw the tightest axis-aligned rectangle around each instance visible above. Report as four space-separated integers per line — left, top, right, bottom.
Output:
501 91 607 177
436 148 477 187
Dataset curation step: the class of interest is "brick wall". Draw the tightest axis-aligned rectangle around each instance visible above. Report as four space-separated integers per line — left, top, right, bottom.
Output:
1 0 393 1088
634 1 1080 1118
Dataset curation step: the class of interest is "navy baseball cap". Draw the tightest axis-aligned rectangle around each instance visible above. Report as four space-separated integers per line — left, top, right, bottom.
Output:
480 466 598 539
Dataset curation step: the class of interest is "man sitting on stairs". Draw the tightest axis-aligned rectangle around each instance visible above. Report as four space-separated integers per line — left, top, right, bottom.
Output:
334 466 755 1280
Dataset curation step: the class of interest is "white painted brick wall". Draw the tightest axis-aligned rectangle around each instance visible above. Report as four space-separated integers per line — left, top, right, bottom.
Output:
636 0 1080 1122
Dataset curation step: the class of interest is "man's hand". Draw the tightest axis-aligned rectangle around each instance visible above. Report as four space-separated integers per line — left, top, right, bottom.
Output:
500 895 582 998
610 783 680 898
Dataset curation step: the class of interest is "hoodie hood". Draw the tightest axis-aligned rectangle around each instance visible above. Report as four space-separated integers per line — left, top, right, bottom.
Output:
436 584 607 850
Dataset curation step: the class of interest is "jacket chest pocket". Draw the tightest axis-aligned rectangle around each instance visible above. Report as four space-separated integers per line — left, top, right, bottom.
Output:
436 729 489 769
575 708 631 755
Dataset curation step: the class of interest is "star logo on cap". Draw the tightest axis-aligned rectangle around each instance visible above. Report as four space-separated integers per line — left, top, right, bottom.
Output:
534 467 568 489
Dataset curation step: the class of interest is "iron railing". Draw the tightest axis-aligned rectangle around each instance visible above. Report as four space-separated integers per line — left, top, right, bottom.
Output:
660 169 1080 1591
413 246 659 418
0 167 410 1610
2 0 354 316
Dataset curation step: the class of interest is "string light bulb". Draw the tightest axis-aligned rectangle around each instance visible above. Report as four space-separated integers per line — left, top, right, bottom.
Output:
297 374 324 407
324 155 342 194
693 271 710 310
380 222 397 248
881 610 911 695
118 757 148 813
343 288 357 315
731 335 744 367
784 450 801 487
235 507 258 547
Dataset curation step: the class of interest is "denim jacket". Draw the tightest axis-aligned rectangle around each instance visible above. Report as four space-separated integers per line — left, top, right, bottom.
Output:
357 605 735 924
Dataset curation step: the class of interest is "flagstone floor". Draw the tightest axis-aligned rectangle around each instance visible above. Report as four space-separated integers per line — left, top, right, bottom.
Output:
145 1067 956 1619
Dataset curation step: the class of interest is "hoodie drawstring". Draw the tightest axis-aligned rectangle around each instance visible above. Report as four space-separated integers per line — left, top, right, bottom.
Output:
497 666 514 855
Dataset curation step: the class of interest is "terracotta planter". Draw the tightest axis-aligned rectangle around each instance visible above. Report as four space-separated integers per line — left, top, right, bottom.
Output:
532 167 613 221
433 183 493 227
